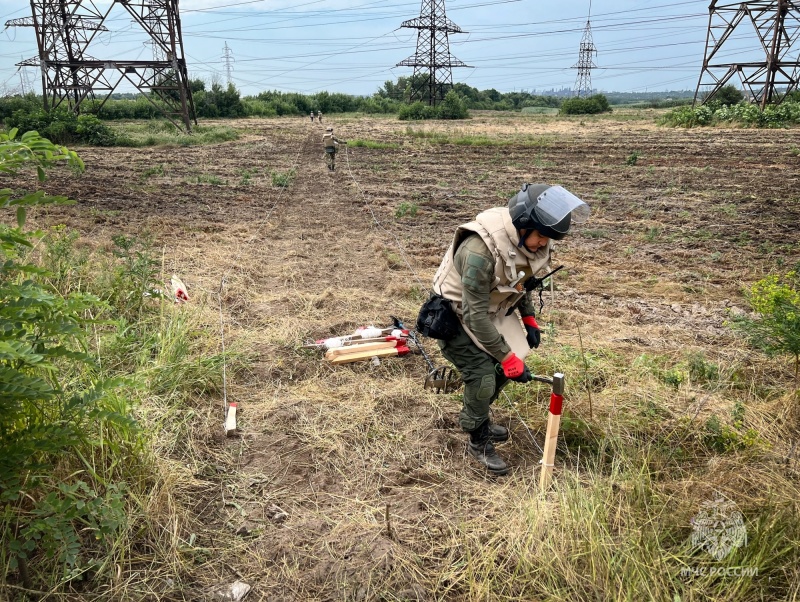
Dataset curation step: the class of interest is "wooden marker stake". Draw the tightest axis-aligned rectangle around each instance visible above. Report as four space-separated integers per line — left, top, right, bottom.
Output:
539 373 565 492
225 402 237 436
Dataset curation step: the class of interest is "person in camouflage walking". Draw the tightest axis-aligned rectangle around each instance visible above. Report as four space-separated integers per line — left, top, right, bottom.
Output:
322 126 345 172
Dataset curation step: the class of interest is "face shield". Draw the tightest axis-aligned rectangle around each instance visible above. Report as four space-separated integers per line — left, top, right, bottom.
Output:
532 185 591 228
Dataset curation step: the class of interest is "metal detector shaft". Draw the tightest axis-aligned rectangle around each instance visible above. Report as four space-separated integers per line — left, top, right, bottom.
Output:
390 315 434 370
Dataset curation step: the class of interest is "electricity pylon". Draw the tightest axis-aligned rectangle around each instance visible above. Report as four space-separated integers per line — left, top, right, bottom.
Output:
572 2 597 97
396 0 471 106
6 0 196 130
18 57 35 95
695 0 800 108
223 42 234 86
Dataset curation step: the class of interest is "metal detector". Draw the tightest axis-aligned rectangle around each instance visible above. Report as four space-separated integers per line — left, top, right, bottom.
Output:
390 316 462 393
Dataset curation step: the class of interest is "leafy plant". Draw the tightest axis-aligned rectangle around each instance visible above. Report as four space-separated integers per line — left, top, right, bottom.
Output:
271 168 296 188
731 271 800 389
703 413 762 453
625 151 640 166
1 129 133 585
395 202 419 218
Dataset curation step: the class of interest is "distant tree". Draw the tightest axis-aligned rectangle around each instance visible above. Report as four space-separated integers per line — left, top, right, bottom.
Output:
378 77 410 100
712 84 745 106
486 88 502 102
189 78 206 94
194 82 244 118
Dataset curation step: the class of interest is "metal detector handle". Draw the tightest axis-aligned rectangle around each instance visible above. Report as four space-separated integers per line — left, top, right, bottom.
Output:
506 265 565 316
524 265 564 293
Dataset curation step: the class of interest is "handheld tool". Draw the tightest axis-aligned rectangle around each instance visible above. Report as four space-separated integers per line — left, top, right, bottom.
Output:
391 316 462 393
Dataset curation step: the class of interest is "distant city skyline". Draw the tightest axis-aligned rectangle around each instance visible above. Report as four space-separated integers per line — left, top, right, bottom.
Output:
0 0 758 98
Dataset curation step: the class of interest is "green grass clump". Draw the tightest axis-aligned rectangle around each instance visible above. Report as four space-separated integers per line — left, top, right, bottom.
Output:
114 122 240 147
405 128 551 148
348 139 399 149
271 168 296 188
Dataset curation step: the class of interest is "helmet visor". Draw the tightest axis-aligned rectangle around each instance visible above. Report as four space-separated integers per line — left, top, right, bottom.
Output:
534 185 591 227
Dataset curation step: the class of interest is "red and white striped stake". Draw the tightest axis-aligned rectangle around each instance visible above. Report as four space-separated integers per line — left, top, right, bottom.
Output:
540 373 565 491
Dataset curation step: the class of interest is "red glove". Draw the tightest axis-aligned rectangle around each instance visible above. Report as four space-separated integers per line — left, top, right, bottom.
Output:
522 316 541 349
501 353 532 382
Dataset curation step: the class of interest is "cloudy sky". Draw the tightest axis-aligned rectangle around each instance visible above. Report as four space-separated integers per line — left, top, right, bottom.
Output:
0 1 748 97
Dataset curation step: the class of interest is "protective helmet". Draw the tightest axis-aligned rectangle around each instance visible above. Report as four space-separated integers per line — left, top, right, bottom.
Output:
507 183 590 240
326 126 333 132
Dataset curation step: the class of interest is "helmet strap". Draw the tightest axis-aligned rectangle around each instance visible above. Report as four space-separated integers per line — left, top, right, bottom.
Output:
517 228 536 253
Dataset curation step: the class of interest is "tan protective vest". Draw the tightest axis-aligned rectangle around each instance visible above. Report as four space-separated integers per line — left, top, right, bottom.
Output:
432 207 552 358
322 132 337 149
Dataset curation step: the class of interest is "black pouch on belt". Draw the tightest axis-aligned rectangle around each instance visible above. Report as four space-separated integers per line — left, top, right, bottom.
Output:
416 294 460 341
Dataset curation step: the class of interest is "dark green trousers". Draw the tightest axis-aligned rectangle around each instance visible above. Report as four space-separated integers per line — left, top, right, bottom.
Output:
438 325 509 432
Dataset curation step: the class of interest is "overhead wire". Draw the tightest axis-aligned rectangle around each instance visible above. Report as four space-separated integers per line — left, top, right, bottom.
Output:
0 2 773 104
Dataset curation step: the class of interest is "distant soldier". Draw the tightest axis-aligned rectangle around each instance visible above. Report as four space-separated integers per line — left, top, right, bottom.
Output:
310 111 315 123
317 111 323 123
322 126 345 171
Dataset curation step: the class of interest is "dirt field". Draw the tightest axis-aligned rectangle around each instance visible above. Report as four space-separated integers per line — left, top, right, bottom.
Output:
24 111 800 600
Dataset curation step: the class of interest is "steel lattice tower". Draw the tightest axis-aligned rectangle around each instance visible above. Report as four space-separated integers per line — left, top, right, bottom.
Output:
6 0 196 130
695 0 800 108
222 42 234 86
572 3 597 97
396 0 471 106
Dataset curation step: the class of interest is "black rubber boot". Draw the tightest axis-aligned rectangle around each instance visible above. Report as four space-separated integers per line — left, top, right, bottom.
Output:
488 423 509 443
467 422 509 475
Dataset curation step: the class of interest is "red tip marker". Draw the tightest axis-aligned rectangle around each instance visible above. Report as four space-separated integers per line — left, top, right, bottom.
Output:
549 393 563 416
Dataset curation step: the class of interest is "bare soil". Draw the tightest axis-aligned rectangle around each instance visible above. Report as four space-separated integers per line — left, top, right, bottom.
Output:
21 112 800 600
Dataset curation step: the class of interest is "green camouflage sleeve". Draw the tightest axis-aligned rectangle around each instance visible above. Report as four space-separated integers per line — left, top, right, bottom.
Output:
453 235 511 362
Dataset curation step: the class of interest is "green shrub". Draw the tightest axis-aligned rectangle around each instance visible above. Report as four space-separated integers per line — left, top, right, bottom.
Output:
560 94 611 115
194 82 245 118
0 129 133 583
661 100 800 128
6 109 117 146
75 114 117 146
437 90 469 120
398 101 437 121
731 271 800 388
0 94 41 122
659 105 713 127
395 202 418 218
397 93 469 121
